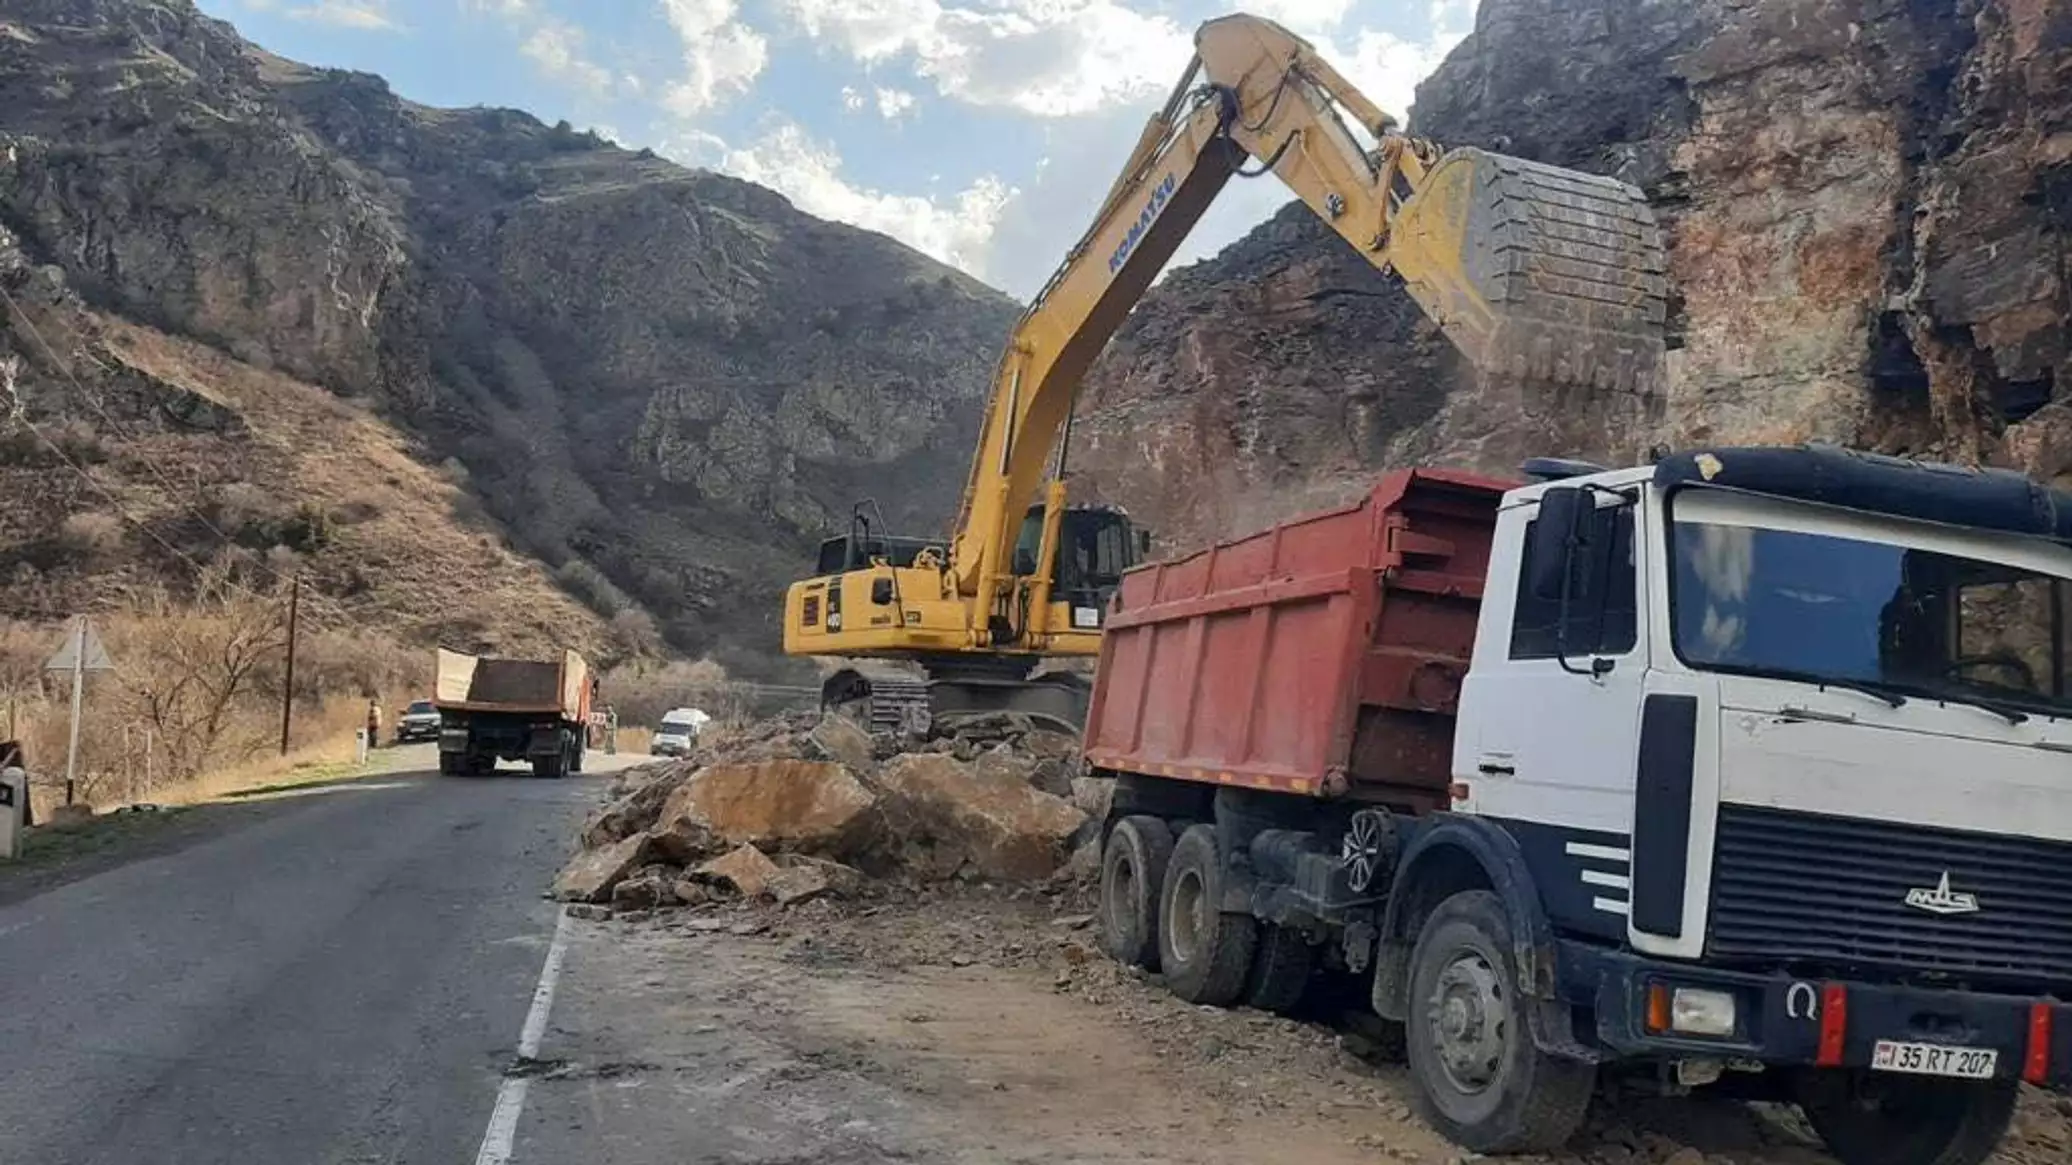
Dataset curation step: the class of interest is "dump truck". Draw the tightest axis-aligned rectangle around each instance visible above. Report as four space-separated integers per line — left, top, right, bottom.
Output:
432 648 593 778
1083 445 2072 1165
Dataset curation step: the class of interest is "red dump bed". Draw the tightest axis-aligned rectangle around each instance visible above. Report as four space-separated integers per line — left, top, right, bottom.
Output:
1083 469 1509 812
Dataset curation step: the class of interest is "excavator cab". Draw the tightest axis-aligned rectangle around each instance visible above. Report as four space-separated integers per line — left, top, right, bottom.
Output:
1009 504 1146 621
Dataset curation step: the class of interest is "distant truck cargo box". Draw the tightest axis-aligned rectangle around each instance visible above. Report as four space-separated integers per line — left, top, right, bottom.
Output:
434 648 591 717
1082 468 1509 812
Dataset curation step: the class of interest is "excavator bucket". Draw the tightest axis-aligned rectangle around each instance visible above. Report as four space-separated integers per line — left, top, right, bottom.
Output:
1387 148 1668 395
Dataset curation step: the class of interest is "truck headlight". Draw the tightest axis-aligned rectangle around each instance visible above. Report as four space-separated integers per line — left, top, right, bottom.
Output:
1650 985 1738 1037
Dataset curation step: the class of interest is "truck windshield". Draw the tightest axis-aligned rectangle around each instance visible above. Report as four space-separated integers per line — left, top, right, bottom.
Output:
1671 516 2072 716
660 718 696 733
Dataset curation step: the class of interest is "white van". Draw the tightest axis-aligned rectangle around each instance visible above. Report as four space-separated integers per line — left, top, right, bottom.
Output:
651 707 710 757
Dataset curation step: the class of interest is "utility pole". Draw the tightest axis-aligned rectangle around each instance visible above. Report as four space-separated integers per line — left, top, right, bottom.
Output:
64 616 83 806
279 573 301 756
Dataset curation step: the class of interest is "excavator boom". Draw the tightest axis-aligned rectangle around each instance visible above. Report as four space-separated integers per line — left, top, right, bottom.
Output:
783 13 1667 732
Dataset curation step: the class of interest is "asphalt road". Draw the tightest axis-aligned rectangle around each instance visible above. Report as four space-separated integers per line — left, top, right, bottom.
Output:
0 761 600 1165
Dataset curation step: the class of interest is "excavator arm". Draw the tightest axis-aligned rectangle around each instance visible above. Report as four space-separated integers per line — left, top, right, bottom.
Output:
785 12 1666 732
948 13 1666 645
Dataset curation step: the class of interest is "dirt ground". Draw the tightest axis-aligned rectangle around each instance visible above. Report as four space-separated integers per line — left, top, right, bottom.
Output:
517 888 2071 1165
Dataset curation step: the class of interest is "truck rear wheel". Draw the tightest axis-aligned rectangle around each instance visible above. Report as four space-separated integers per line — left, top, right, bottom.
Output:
1405 889 1592 1153
1243 924 1316 1014
1100 816 1174 969
1157 824 1258 1006
534 736 568 779
437 752 464 776
1796 1070 2018 1165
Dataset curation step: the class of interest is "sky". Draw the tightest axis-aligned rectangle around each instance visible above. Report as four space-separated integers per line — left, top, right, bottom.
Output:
200 0 1479 299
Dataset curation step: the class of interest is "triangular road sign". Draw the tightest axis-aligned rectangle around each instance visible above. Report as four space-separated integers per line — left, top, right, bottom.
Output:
45 620 114 673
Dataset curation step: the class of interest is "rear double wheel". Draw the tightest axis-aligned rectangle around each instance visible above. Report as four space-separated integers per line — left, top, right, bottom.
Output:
533 731 575 779
1099 816 1174 969
1156 825 1258 1006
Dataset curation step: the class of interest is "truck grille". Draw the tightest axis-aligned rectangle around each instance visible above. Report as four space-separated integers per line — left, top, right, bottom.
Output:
1708 804 2072 986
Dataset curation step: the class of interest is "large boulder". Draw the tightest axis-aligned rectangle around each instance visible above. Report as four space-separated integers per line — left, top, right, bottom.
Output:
877 753 1088 881
552 833 655 902
651 759 879 860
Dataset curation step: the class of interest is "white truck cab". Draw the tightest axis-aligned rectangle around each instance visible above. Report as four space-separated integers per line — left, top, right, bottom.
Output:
1447 445 2072 1162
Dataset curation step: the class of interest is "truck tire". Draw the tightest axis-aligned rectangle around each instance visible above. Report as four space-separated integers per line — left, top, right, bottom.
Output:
1243 924 1316 1014
534 738 566 779
1157 824 1258 1006
1099 815 1175 969
569 738 585 774
1405 889 1593 1153
1796 1070 2018 1165
437 752 464 776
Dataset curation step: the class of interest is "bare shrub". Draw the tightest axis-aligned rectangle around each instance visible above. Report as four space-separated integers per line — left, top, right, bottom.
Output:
104 572 290 780
54 510 124 560
601 657 730 727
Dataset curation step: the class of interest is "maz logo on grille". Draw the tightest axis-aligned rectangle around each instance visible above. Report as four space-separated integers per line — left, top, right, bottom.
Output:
1904 872 1982 916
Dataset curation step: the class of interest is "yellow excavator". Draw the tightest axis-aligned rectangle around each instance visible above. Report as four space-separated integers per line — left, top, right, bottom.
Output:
783 12 1668 732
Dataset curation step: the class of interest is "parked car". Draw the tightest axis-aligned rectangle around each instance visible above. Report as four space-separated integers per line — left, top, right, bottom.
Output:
393 699 442 744
650 707 709 757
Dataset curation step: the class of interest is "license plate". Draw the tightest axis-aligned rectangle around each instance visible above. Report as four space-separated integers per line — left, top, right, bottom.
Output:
1871 1040 1998 1079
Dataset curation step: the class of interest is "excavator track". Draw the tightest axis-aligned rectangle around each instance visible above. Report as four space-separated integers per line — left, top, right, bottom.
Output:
1389 148 1668 395
821 669 931 735
819 666 1092 736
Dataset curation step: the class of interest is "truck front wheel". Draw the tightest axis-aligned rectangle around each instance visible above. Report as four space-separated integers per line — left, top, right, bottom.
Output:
1405 889 1592 1153
1157 824 1258 1006
1796 1070 2018 1165
1099 815 1174 969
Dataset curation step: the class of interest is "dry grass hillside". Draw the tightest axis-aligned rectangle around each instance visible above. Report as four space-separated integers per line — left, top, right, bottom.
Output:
0 297 613 658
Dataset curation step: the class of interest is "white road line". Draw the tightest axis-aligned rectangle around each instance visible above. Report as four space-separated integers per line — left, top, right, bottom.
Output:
474 908 572 1165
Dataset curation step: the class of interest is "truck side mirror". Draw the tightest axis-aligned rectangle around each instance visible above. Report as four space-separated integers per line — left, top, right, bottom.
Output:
870 577 895 605
1528 486 1590 600
1135 529 1153 560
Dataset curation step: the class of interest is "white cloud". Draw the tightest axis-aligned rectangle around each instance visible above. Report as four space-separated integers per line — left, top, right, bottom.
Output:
286 0 399 30
658 0 770 116
1247 0 1357 36
675 121 1011 275
874 87 917 119
775 0 1188 117
521 21 614 93
840 86 867 112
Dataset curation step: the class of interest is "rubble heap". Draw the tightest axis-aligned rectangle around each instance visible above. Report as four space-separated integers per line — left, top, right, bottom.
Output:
552 712 1111 909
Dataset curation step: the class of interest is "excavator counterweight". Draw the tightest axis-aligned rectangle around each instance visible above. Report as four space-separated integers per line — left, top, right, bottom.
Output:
781 12 1669 735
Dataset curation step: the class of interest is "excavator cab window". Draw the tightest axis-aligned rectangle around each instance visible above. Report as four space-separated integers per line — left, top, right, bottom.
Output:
815 533 937 575
1010 505 1140 610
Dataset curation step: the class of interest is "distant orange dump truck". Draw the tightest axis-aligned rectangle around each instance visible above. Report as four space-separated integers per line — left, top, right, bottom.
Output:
431 648 593 778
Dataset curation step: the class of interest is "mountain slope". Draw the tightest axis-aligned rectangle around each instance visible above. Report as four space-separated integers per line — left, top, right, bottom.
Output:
0 0 1019 670
1075 0 2069 553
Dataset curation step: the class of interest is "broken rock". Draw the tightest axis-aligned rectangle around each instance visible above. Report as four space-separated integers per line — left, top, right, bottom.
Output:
807 714 876 771
552 833 655 903
877 753 1089 882
653 759 878 859
765 864 832 906
611 873 671 911
694 843 784 899
580 761 694 849
775 853 866 899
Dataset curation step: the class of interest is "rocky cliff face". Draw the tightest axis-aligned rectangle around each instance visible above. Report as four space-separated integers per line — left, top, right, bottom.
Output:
1076 0 2072 552
0 0 1017 669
